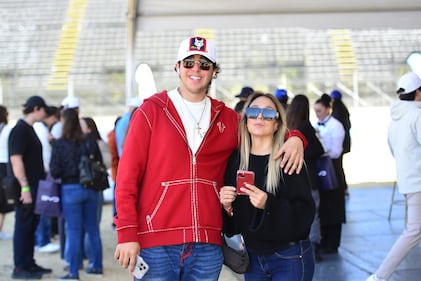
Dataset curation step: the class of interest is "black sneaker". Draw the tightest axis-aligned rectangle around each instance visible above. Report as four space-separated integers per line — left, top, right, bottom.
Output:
58 274 79 280
11 268 42 279
28 264 53 274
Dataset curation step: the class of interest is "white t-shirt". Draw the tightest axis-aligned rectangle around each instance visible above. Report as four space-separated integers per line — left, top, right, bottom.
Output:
314 115 345 159
33 122 52 172
50 121 62 139
168 89 211 155
0 123 11 163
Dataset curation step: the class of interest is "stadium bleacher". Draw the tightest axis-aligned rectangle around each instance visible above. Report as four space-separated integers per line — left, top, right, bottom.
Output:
0 0 420 118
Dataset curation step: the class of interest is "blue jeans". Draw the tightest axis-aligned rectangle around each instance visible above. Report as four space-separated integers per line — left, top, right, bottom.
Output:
61 183 103 276
35 215 52 247
245 239 314 281
84 191 103 268
138 243 223 281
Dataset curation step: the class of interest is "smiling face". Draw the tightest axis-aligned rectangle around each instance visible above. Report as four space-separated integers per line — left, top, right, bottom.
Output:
175 54 215 101
246 96 279 138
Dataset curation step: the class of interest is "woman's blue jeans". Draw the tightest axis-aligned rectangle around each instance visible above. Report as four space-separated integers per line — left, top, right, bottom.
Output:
138 243 223 281
245 239 314 281
61 183 103 276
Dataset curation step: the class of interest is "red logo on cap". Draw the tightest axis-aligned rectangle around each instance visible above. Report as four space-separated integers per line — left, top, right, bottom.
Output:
189 37 206 52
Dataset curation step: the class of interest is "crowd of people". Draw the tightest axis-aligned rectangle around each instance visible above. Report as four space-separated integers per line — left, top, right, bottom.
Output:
0 95 114 280
0 34 419 281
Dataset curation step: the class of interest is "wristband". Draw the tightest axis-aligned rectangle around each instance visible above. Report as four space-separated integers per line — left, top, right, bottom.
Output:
21 186 31 192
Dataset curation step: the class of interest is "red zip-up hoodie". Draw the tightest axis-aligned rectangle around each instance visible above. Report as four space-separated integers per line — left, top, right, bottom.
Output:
114 90 239 249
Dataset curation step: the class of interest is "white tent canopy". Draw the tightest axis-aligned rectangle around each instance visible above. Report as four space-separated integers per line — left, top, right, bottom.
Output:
125 0 421 98
135 0 421 30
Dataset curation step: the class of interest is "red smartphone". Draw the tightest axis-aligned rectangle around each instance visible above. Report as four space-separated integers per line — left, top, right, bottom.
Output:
236 170 255 195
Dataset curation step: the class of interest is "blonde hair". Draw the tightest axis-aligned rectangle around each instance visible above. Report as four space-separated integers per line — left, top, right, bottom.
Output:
238 92 287 194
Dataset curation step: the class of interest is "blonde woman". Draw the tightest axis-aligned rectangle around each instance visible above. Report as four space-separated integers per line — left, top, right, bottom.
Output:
220 92 315 281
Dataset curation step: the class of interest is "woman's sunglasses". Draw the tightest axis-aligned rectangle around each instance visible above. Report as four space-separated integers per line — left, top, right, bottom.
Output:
245 107 279 121
182 59 213 71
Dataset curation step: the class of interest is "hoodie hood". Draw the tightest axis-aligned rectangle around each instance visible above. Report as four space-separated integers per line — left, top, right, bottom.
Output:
390 100 421 121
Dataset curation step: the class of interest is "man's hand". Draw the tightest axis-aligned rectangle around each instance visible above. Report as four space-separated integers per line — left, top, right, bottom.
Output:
274 136 304 175
114 242 141 273
20 190 33 204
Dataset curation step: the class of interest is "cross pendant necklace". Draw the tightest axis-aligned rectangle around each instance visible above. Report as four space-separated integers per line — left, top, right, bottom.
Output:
180 95 207 136
196 123 202 135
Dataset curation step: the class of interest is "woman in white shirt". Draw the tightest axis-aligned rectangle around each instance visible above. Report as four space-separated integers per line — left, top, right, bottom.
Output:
313 94 346 255
0 105 13 239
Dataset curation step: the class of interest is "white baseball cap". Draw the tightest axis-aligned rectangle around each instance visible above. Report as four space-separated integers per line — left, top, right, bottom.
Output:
177 36 217 63
397 72 421 94
61 96 80 109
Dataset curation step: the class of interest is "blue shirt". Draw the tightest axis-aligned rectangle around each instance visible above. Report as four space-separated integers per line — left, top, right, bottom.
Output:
115 112 131 157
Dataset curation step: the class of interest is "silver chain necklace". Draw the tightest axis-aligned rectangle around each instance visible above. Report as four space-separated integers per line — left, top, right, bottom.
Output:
180 96 207 136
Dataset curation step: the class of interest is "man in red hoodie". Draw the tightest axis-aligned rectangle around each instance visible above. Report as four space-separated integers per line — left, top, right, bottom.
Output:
114 36 305 280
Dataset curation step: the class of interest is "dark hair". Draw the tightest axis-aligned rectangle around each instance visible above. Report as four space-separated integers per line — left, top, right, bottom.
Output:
46 106 60 118
398 90 417 101
61 108 84 141
81 117 102 141
23 105 37 115
286 95 309 130
315 93 331 108
0 105 8 124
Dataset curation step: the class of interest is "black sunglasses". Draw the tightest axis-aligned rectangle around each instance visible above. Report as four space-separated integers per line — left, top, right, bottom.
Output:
245 107 279 121
182 59 213 71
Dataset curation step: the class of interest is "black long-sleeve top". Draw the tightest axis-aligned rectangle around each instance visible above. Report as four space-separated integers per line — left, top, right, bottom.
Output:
298 120 325 190
223 149 315 255
50 135 102 184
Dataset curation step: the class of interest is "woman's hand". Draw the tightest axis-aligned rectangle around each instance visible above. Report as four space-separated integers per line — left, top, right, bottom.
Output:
274 136 304 175
240 183 268 210
219 185 237 210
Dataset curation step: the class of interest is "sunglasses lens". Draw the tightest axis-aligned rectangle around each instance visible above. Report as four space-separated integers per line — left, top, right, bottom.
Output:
262 109 277 120
182 60 195 69
182 59 212 71
199 61 211 70
245 108 278 120
245 108 260 119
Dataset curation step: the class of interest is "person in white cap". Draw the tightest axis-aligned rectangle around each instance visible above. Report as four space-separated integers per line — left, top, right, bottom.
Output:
50 96 80 140
366 72 421 281
61 96 80 110
113 36 306 280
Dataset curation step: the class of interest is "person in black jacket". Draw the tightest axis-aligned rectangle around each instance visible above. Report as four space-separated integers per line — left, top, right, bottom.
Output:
330 90 351 197
287 94 325 262
50 109 103 280
220 92 315 281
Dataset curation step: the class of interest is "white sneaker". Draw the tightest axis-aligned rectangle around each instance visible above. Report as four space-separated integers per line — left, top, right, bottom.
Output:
36 243 60 253
0 231 12 240
366 274 387 281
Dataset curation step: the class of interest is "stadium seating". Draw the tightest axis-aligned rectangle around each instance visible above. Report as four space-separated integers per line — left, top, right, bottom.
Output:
0 0 420 118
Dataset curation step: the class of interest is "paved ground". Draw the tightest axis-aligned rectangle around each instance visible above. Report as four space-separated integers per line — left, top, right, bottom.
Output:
1 184 420 281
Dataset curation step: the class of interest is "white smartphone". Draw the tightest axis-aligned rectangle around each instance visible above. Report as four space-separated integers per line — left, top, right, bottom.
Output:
133 255 149 279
